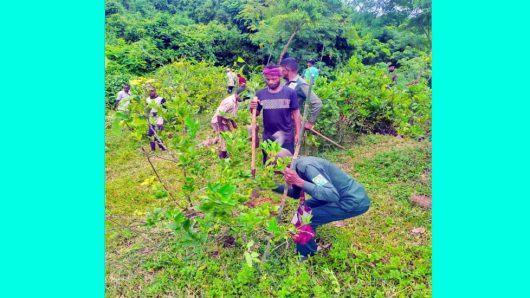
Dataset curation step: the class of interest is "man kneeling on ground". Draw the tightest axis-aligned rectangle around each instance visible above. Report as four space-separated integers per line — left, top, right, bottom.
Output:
273 149 371 260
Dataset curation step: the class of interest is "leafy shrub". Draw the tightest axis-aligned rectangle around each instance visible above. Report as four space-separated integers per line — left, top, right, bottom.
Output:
313 56 431 144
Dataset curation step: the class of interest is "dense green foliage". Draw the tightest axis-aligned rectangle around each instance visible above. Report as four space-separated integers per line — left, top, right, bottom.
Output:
314 54 431 142
105 0 431 108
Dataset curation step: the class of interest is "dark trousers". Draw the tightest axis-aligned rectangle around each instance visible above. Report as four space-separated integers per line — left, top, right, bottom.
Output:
148 124 166 151
296 200 370 257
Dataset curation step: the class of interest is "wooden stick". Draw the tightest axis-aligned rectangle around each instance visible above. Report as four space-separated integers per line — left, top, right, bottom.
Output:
140 146 187 210
251 107 258 179
309 128 346 150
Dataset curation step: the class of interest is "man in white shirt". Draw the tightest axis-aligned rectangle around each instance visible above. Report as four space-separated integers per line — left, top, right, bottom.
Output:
146 86 167 151
115 84 131 112
211 93 242 159
226 68 238 94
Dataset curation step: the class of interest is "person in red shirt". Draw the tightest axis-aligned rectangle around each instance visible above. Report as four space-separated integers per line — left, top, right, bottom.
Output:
237 73 247 94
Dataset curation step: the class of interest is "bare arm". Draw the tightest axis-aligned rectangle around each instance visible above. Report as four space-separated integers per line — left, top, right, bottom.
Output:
292 109 301 145
287 166 339 203
301 84 322 125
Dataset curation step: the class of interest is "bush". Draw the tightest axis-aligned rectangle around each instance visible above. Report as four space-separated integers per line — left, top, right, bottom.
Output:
313 57 431 144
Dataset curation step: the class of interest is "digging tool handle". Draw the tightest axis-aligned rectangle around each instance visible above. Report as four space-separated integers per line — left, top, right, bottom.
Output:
310 128 346 150
251 107 257 178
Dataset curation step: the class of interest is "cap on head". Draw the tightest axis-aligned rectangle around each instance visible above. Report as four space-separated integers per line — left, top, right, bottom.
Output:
307 59 315 65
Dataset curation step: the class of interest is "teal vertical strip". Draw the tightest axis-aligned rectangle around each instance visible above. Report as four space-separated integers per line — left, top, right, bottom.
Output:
0 1 104 297
434 1 529 297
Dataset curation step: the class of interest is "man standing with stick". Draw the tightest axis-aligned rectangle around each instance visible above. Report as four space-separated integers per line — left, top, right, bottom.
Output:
146 86 167 151
250 65 301 161
281 57 346 150
280 58 322 130
261 72 316 261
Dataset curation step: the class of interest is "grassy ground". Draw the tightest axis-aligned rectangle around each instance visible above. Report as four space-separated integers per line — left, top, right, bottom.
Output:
105 112 432 297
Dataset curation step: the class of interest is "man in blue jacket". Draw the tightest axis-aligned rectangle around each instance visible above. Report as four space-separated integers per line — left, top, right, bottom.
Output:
273 149 371 259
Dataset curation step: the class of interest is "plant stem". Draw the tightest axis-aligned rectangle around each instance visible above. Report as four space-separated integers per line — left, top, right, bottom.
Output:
141 146 187 210
181 169 193 207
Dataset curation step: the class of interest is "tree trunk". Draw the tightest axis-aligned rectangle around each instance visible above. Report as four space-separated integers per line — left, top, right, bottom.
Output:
277 26 301 64
424 27 432 51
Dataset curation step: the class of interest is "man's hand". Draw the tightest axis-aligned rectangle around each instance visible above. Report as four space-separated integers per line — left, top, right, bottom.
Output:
230 119 237 129
283 167 305 188
250 97 259 110
292 109 301 145
304 122 314 130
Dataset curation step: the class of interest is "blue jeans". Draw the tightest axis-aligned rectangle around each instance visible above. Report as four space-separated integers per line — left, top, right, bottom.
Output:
296 200 370 257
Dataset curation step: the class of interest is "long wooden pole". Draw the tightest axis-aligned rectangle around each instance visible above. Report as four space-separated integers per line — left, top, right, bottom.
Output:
309 128 346 150
251 107 258 179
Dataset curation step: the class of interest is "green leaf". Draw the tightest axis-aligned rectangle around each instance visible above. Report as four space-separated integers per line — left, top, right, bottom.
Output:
266 217 279 235
301 214 312 225
218 184 236 197
237 57 245 63
246 240 254 249
244 252 253 267
111 117 122 135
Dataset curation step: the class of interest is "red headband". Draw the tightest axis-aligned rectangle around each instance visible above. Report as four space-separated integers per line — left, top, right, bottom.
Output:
263 67 281 77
